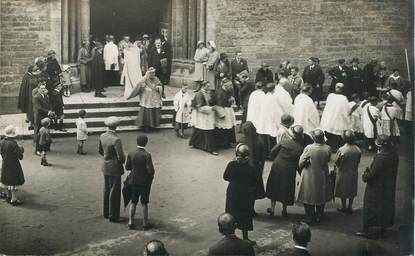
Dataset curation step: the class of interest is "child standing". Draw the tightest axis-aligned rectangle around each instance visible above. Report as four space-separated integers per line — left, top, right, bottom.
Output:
173 84 192 138
39 118 52 166
60 65 72 97
76 109 88 155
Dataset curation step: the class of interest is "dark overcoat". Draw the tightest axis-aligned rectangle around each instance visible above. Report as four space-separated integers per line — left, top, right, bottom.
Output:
98 130 125 177
362 148 398 228
32 93 51 125
302 65 325 101
328 65 349 94
347 66 364 96
255 69 274 85
224 160 256 231
266 138 304 205
208 235 255 256
0 138 25 186
17 72 35 115
90 46 105 91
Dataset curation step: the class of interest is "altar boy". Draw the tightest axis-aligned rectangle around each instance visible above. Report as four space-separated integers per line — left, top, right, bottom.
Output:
173 84 193 138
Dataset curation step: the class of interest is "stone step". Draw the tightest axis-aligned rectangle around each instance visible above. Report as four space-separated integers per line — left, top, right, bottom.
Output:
64 106 175 119
64 98 174 110
62 115 174 129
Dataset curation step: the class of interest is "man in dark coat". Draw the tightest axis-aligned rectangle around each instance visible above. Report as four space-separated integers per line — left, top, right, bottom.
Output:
0 125 25 206
90 41 106 98
255 62 274 85
347 58 365 98
328 59 349 97
231 51 249 107
234 70 254 121
32 82 52 154
124 135 155 230
46 50 62 87
363 58 379 96
302 57 325 108
148 38 168 98
355 135 399 239
161 29 173 86
17 65 36 128
99 116 126 223
278 222 312 256
208 213 255 256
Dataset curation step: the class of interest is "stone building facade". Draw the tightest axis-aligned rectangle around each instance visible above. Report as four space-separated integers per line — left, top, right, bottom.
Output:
0 0 413 113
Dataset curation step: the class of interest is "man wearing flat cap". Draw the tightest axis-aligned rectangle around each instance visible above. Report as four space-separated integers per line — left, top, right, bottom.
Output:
99 116 126 222
302 57 325 109
328 59 349 97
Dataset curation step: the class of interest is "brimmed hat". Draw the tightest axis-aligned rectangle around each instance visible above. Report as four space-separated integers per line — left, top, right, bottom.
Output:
311 129 325 143
375 135 391 147
4 125 17 138
350 57 359 64
62 64 71 72
291 125 304 139
309 57 319 63
47 50 56 56
142 34 150 39
208 40 216 49
104 116 121 127
238 70 249 78
147 67 156 73
41 117 51 126
281 114 294 127
261 62 269 68
197 40 205 47
338 58 346 64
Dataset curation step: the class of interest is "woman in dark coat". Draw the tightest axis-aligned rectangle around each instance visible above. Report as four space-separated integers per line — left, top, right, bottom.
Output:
214 53 232 88
223 143 257 245
355 135 399 238
0 125 25 206
17 65 36 127
266 125 305 217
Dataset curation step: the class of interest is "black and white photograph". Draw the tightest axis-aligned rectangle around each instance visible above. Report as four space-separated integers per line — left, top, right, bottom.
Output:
0 0 414 255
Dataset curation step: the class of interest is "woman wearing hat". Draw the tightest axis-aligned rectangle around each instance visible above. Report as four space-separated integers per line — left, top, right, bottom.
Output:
223 143 257 245
214 53 232 90
193 41 209 83
266 125 305 217
46 49 62 87
0 125 25 206
204 41 220 89
347 58 364 97
78 40 92 92
355 135 398 238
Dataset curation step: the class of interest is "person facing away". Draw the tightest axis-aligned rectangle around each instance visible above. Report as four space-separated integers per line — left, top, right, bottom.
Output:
355 135 399 239
208 213 255 256
125 135 155 230
143 240 169 256
76 109 88 155
328 58 349 96
98 116 125 223
255 62 274 85
39 117 52 167
334 130 362 214
292 83 320 135
277 222 312 256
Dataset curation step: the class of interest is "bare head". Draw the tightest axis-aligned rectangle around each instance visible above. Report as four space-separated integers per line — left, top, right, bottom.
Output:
217 213 236 236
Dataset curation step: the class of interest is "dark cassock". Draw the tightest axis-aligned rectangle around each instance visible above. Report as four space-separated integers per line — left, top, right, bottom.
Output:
347 60 365 97
328 59 349 96
223 159 256 232
231 56 249 107
161 36 173 85
17 65 36 124
363 60 378 96
189 86 217 154
302 58 325 105
46 56 62 86
148 40 168 96
90 42 105 95
241 121 266 200
49 84 65 130
266 135 304 206
236 71 255 124
213 81 237 149
362 140 398 232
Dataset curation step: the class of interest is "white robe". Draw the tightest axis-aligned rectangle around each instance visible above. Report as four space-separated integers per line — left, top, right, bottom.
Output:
103 42 119 71
362 105 380 138
120 47 142 99
293 93 320 134
406 91 412 121
273 85 293 116
256 92 279 137
320 93 351 135
173 90 193 124
246 89 266 129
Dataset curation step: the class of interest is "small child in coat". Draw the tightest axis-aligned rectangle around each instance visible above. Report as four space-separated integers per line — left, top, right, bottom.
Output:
173 84 192 138
76 109 88 155
39 118 52 166
60 65 72 97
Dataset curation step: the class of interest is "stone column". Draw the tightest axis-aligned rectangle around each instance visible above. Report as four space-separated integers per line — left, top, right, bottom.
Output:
69 0 77 62
61 0 69 63
187 0 197 58
196 0 206 43
80 0 90 41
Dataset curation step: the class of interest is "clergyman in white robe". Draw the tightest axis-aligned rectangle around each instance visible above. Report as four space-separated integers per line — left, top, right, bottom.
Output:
120 46 143 99
293 87 320 134
320 83 352 150
273 79 293 120
246 84 266 130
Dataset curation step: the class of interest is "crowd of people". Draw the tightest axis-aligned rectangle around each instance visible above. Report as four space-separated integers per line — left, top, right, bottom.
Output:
2 33 413 254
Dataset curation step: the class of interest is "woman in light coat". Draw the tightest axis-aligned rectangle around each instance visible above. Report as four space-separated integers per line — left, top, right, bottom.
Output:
204 41 220 89
193 41 209 83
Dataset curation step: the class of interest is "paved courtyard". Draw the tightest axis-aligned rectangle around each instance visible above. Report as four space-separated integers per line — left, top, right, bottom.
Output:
0 129 412 255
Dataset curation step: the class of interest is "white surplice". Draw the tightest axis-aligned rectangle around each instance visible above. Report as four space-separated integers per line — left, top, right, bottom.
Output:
246 89 266 129
256 92 279 137
103 41 119 71
293 93 320 134
320 93 351 135
272 84 293 125
121 47 142 99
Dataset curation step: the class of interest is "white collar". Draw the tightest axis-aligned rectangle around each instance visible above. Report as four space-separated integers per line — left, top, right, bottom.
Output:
137 146 145 149
294 245 308 251
339 65 343 70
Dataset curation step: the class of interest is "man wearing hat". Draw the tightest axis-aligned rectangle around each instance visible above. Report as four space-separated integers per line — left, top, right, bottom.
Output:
231 51 249 108
356 135 398 239
148 38 168 98
103 35 119 87
0 125 25 206
46 49 62 87
347 58 364 97
362 58 379 96
192 41 209 83
99 116 126 222
255 62 274 85
302 57 325 108
328 59 349 97
33 82 53 155
234 70 254 125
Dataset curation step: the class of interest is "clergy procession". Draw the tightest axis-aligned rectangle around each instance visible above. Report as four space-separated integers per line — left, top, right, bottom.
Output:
1 30 413 255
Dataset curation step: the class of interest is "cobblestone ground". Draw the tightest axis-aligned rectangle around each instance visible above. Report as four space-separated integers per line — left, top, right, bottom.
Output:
0 128 412 255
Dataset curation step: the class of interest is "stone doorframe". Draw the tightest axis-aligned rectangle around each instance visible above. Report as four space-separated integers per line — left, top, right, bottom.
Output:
61 0 207 64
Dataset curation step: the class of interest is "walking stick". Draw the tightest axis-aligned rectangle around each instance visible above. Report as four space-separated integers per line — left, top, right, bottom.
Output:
405 48 411 82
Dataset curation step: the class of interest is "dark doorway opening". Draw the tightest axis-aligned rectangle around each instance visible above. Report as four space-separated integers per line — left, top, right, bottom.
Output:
90 0 170 43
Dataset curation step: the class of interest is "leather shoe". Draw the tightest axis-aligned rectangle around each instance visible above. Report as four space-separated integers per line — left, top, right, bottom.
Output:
142 223 153 230
95 93 107 98
109 217 127 223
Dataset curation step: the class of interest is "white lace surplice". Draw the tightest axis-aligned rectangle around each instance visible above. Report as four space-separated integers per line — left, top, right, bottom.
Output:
121 47 142 99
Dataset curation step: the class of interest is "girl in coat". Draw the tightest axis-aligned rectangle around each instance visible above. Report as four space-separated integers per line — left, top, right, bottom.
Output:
0 125 25 206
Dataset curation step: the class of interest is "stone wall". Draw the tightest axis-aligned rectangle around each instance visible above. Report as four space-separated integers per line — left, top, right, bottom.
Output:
206 0 412 82
0 0 61 113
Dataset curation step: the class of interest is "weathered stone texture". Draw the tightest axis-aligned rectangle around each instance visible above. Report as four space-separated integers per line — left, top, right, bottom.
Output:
0 0 61 97
207 0 410 81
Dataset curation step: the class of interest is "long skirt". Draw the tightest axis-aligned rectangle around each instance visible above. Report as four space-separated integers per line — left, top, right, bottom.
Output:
225 195 254 231
136 107 161 128
189 128 215 153
214 127 236 149
266 165 297 205
80 64 91 86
